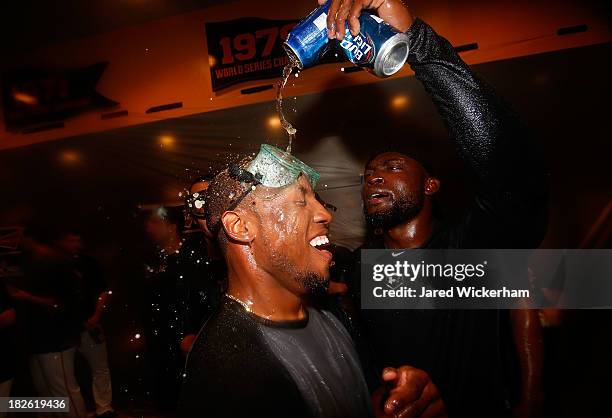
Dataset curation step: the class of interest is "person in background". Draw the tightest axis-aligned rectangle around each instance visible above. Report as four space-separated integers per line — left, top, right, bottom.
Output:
11 229 87 418
0 279 17 418
53 230 117 418
180 175 224 354
184 175 222 260
143 206 200 411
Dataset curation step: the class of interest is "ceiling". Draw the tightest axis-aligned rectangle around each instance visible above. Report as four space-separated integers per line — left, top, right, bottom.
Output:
0 0 233 58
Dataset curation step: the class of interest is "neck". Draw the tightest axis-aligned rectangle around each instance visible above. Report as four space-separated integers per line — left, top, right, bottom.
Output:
383 201 435 249
226 248 305 321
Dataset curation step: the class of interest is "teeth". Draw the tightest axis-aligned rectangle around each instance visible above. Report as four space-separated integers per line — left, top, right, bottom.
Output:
309 235 329 247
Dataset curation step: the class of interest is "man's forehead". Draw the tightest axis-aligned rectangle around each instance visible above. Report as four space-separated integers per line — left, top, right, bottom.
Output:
252 173 313 202
367 152 414 167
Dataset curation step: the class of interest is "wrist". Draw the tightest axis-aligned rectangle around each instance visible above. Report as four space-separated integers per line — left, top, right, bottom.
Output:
380 0 414 32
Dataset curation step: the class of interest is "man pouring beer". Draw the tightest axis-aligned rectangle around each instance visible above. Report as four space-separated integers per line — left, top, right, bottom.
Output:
317 0 548 417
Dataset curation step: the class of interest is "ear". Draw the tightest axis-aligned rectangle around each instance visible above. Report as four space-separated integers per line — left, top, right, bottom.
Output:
220 210 255 244
424 177 440 196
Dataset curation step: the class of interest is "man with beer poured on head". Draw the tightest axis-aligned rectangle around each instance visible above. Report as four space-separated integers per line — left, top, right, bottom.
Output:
318 0 548 418
178 146 446 418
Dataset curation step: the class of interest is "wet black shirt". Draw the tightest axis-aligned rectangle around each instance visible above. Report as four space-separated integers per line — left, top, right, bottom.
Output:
72 254 107 322
21 252 82 354
143 240 223 410
347 19 549 418
179 297 374 418
180 235 224 334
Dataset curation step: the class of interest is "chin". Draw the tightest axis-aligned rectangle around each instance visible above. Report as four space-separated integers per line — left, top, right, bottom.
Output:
298 271 330 295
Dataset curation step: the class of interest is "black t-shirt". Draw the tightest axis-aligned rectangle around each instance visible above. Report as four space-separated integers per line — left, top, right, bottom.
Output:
179 297 374 418
352 222 518 417
0 281 16 382
144 240 221 353
180 235 224 334
72 254 107 322
21 252 82 354
142 240 223 410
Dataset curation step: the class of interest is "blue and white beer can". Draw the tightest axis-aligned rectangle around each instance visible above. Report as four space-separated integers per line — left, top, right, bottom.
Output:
284 1 409 77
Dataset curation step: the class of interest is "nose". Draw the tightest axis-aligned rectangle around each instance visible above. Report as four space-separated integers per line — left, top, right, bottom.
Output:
313 197 332 226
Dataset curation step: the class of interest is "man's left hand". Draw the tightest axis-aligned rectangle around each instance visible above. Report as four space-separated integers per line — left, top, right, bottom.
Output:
372 366 447 418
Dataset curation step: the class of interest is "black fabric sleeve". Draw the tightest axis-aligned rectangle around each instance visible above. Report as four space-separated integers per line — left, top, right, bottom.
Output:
406 19 549 248
89 256 108 294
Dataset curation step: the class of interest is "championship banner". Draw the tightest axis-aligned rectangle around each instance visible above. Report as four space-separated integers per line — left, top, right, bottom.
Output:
205 17 299 92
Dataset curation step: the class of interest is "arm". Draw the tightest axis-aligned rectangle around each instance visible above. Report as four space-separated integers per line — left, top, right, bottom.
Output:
510 308 544 418
0 281 18 329
0 308 16 329
85 291 110 330
405 18 549 247
83 256 111 328
7 285 58 309
408 19 548 412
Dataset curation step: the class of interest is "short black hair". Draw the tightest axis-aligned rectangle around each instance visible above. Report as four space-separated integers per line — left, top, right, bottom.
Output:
204 167 251 238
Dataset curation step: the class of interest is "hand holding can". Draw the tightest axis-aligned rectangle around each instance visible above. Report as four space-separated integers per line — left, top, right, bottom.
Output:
319 0 414 39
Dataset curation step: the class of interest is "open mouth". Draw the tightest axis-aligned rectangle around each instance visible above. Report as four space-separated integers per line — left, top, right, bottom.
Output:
366 191 391 204
309 234 333 261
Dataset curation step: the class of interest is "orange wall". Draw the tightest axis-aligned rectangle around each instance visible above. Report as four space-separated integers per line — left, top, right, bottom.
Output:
0 0 609 150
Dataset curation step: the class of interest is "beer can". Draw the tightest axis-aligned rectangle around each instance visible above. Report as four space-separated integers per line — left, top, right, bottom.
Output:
284 1 409 77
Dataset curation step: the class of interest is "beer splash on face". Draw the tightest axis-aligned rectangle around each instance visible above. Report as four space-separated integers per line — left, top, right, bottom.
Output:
276 52 301 154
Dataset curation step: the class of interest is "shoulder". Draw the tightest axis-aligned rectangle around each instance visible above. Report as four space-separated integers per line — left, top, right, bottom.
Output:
180 299 309 418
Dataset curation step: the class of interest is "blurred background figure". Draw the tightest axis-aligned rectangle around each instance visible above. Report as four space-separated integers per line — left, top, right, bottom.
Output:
143 206 204 412
0 279 17 418
53 229 117 418
10 228 87 418
179 176 224 354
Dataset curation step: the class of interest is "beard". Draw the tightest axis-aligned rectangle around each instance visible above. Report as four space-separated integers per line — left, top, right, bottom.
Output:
295 272 329 297
267 242 330 297
364 190 424 230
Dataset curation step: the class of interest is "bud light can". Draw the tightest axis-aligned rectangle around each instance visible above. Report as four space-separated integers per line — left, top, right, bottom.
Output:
284 1 409 77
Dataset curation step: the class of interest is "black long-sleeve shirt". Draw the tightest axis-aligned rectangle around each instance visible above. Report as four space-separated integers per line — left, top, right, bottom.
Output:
348 18 549 417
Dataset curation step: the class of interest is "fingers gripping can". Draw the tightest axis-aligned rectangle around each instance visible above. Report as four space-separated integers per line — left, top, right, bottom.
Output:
284 1 409 77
